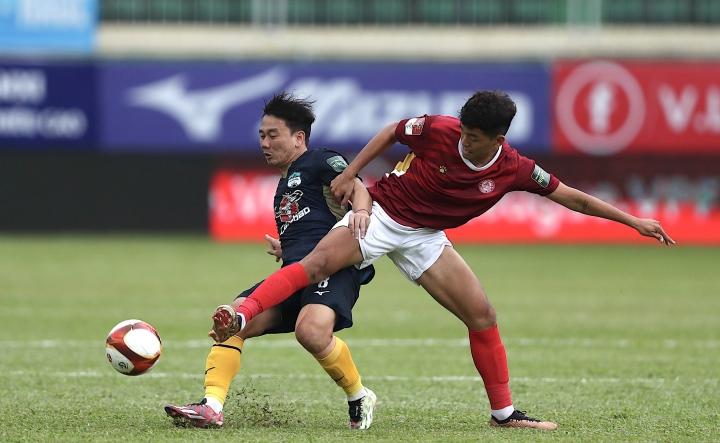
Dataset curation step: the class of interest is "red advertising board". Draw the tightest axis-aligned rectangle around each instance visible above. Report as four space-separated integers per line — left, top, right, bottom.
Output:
553 61 720 155
210 170 279 241
210 169 720 245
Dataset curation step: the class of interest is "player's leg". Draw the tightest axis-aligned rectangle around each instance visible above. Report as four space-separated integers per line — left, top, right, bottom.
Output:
202 296 280 411
415 246 496 329
294 270 376 429
165 289 281 428
416 246 557 430
227 224 364 328
296 305 370 402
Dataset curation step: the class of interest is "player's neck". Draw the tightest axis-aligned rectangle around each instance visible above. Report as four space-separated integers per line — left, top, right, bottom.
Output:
280 147 308 176
468 145 500 168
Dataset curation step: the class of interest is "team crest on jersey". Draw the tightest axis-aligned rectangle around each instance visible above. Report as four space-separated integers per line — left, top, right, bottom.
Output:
531 164 551 188
479 179 495 193
326 155 348 172
404 117 425 136
287 172 302 188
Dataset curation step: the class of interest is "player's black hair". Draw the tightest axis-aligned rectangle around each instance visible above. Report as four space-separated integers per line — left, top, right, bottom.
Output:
263 92 316 142
459 90 517 137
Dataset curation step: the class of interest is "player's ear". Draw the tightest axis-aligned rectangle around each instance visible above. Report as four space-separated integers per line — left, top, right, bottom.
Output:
495 134 506 146
295 130 306 148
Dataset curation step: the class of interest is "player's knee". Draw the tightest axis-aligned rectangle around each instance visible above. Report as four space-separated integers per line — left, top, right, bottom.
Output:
470 304 496 329
295 318 333 354
482 304 497 324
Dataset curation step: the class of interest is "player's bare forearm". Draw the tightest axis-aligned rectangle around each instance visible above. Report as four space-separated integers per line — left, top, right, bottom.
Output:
349 178 372 212
547 182 675 245
331 121 398 206
548 182 636 225
347 178 372 239
344 122 398 177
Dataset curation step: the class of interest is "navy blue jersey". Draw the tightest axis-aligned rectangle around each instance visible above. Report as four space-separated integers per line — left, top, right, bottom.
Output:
274 148 352 264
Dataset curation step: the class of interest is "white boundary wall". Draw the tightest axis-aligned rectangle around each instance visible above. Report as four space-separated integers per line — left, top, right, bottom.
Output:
99 24 720 60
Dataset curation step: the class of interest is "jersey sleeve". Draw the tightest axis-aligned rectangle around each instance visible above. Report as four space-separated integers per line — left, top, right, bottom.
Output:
513 154 560 196
394 114 435 156
316 149 351 185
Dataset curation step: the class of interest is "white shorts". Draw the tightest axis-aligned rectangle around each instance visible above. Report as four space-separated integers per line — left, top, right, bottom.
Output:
333 201 452 282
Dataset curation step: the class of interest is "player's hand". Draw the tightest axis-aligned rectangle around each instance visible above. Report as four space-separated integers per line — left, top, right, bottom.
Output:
634 218 676 245
330 171 355 209
348 209 371 240
264 234 282 262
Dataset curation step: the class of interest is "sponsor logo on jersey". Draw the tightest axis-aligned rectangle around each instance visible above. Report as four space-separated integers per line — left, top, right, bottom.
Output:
276 190 310 235
479 179 495 193
531 164 551 188
404 117 425 136
277 190 303 223
326 155 348 172
287 172 302 188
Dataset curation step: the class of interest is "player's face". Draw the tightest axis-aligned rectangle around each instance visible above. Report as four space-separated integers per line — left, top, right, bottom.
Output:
460 125 504 164
259 115 305 170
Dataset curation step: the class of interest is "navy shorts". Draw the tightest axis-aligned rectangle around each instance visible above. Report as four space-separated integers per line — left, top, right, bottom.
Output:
236 266 373 334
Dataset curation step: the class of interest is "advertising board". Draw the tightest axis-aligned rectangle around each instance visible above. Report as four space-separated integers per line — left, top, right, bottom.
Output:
554 60 720 155
101 62 550 152
0 61 96 147
210 160 720 245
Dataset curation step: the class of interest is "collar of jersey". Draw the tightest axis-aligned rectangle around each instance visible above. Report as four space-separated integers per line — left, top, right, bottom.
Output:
457 140 502 171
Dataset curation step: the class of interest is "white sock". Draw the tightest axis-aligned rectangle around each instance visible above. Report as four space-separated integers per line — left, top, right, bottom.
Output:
347 387 367 402
204 396 223 413
491 405 514 421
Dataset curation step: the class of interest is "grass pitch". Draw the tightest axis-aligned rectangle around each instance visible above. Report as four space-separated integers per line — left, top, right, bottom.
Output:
1 235 718 442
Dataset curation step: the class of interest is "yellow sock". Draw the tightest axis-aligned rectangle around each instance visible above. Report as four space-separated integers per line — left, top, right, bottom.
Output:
315 336 363 398
204 336 244 405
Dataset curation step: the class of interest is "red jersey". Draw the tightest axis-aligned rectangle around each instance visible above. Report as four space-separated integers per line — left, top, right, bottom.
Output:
368 115 560 230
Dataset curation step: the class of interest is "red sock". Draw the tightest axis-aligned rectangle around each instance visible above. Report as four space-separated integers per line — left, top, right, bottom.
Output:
468 325 512 410
236 262 310 322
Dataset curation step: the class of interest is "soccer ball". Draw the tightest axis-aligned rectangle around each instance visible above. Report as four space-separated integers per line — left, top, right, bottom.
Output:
105 319 162 376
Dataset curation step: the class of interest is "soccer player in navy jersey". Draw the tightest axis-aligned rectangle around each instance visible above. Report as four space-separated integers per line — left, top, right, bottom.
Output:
165 93 377 430
215 90 675 430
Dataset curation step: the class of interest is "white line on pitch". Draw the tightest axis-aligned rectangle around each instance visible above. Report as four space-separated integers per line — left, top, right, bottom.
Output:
0 370 717 385
0 337 718 349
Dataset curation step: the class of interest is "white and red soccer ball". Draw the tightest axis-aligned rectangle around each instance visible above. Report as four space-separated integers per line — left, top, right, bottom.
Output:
105 319 162 376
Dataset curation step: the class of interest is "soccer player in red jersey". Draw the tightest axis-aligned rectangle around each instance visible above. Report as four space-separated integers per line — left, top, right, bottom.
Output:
214 90 675 430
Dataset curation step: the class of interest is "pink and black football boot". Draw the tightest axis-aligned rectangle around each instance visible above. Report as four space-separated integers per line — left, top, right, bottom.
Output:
164 399 224 428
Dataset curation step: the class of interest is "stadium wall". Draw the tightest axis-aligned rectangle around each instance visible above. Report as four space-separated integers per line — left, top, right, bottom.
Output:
0 152 214 231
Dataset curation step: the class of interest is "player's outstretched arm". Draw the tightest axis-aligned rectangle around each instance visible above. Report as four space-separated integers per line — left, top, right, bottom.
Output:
546 182 676 245
331 121 399 207
348 178 372 239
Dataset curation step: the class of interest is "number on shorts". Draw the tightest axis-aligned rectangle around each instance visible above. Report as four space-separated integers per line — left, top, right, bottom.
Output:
318 278 329 289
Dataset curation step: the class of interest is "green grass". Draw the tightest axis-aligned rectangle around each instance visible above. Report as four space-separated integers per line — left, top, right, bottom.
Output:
1 235 718 442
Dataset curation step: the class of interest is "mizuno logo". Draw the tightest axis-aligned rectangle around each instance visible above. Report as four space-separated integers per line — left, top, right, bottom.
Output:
127 68 287 141
314 291 330 296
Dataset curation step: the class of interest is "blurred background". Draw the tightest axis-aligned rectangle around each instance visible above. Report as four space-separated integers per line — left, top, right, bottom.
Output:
1 0 719 244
